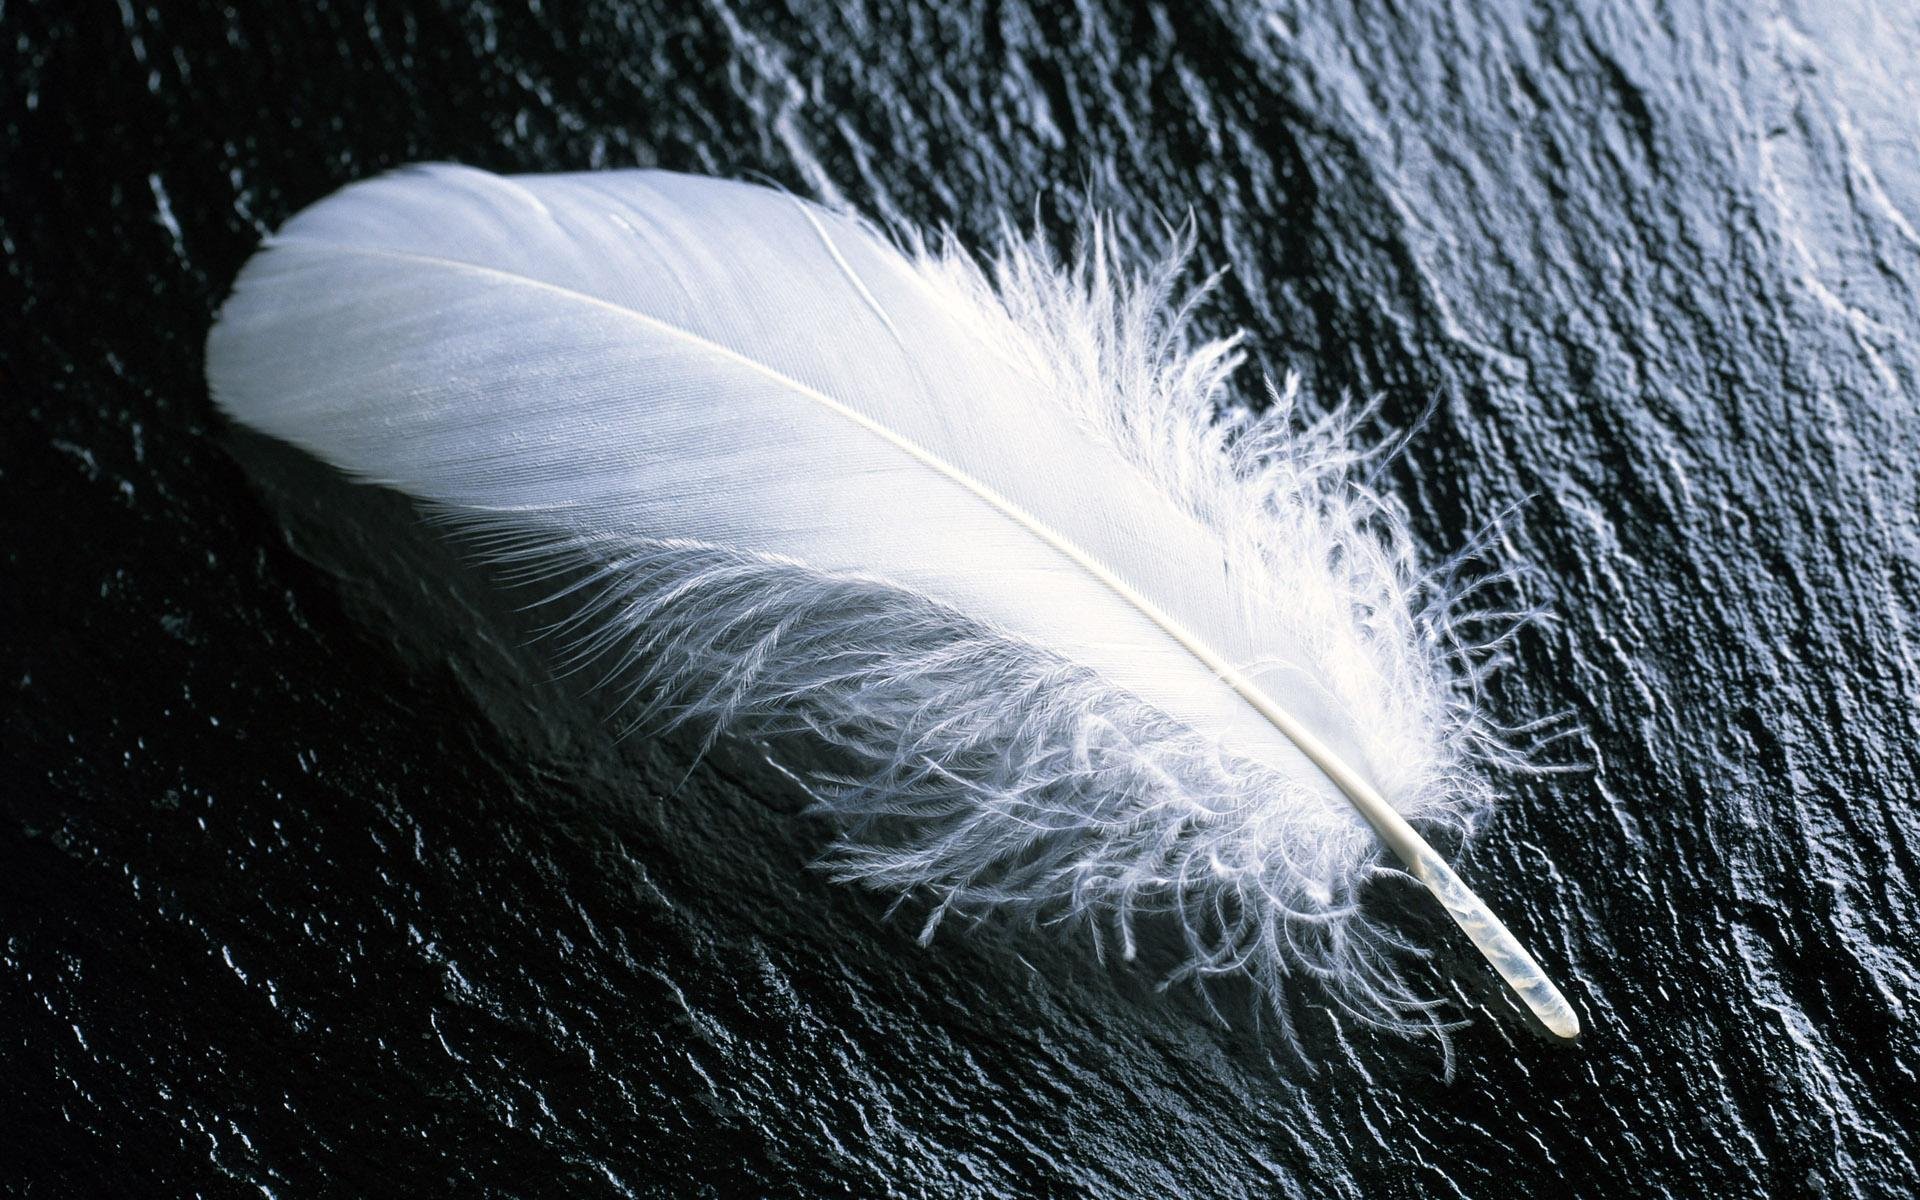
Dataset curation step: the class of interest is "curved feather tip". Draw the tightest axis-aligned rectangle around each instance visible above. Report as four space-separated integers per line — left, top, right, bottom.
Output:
207 164 1579 1046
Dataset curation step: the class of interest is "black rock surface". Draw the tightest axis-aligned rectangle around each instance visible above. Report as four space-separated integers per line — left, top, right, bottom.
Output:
5 1 1916 1195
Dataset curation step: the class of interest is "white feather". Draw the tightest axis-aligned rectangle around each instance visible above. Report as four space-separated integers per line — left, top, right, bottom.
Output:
206 164 1576 1042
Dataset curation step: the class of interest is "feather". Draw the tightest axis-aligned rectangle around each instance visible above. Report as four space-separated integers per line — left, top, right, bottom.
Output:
206 164 1577 1043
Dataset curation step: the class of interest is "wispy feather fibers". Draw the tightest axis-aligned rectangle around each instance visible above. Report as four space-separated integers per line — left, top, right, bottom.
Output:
206 165 1577 1045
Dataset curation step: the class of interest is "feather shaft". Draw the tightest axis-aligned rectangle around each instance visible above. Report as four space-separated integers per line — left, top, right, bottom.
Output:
810 380 1582 1035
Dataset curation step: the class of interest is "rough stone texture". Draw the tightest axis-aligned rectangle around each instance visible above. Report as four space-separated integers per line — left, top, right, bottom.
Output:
4 1 1915 1194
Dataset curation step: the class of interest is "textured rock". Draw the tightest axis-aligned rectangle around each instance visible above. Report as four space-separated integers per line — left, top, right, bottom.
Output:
4 0 1915 1194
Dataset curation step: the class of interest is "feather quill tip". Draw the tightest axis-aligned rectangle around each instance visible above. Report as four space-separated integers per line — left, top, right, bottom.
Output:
1412 846 1580 1038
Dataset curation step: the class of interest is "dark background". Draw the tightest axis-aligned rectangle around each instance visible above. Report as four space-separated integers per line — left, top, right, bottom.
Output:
5 1 1917 1195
